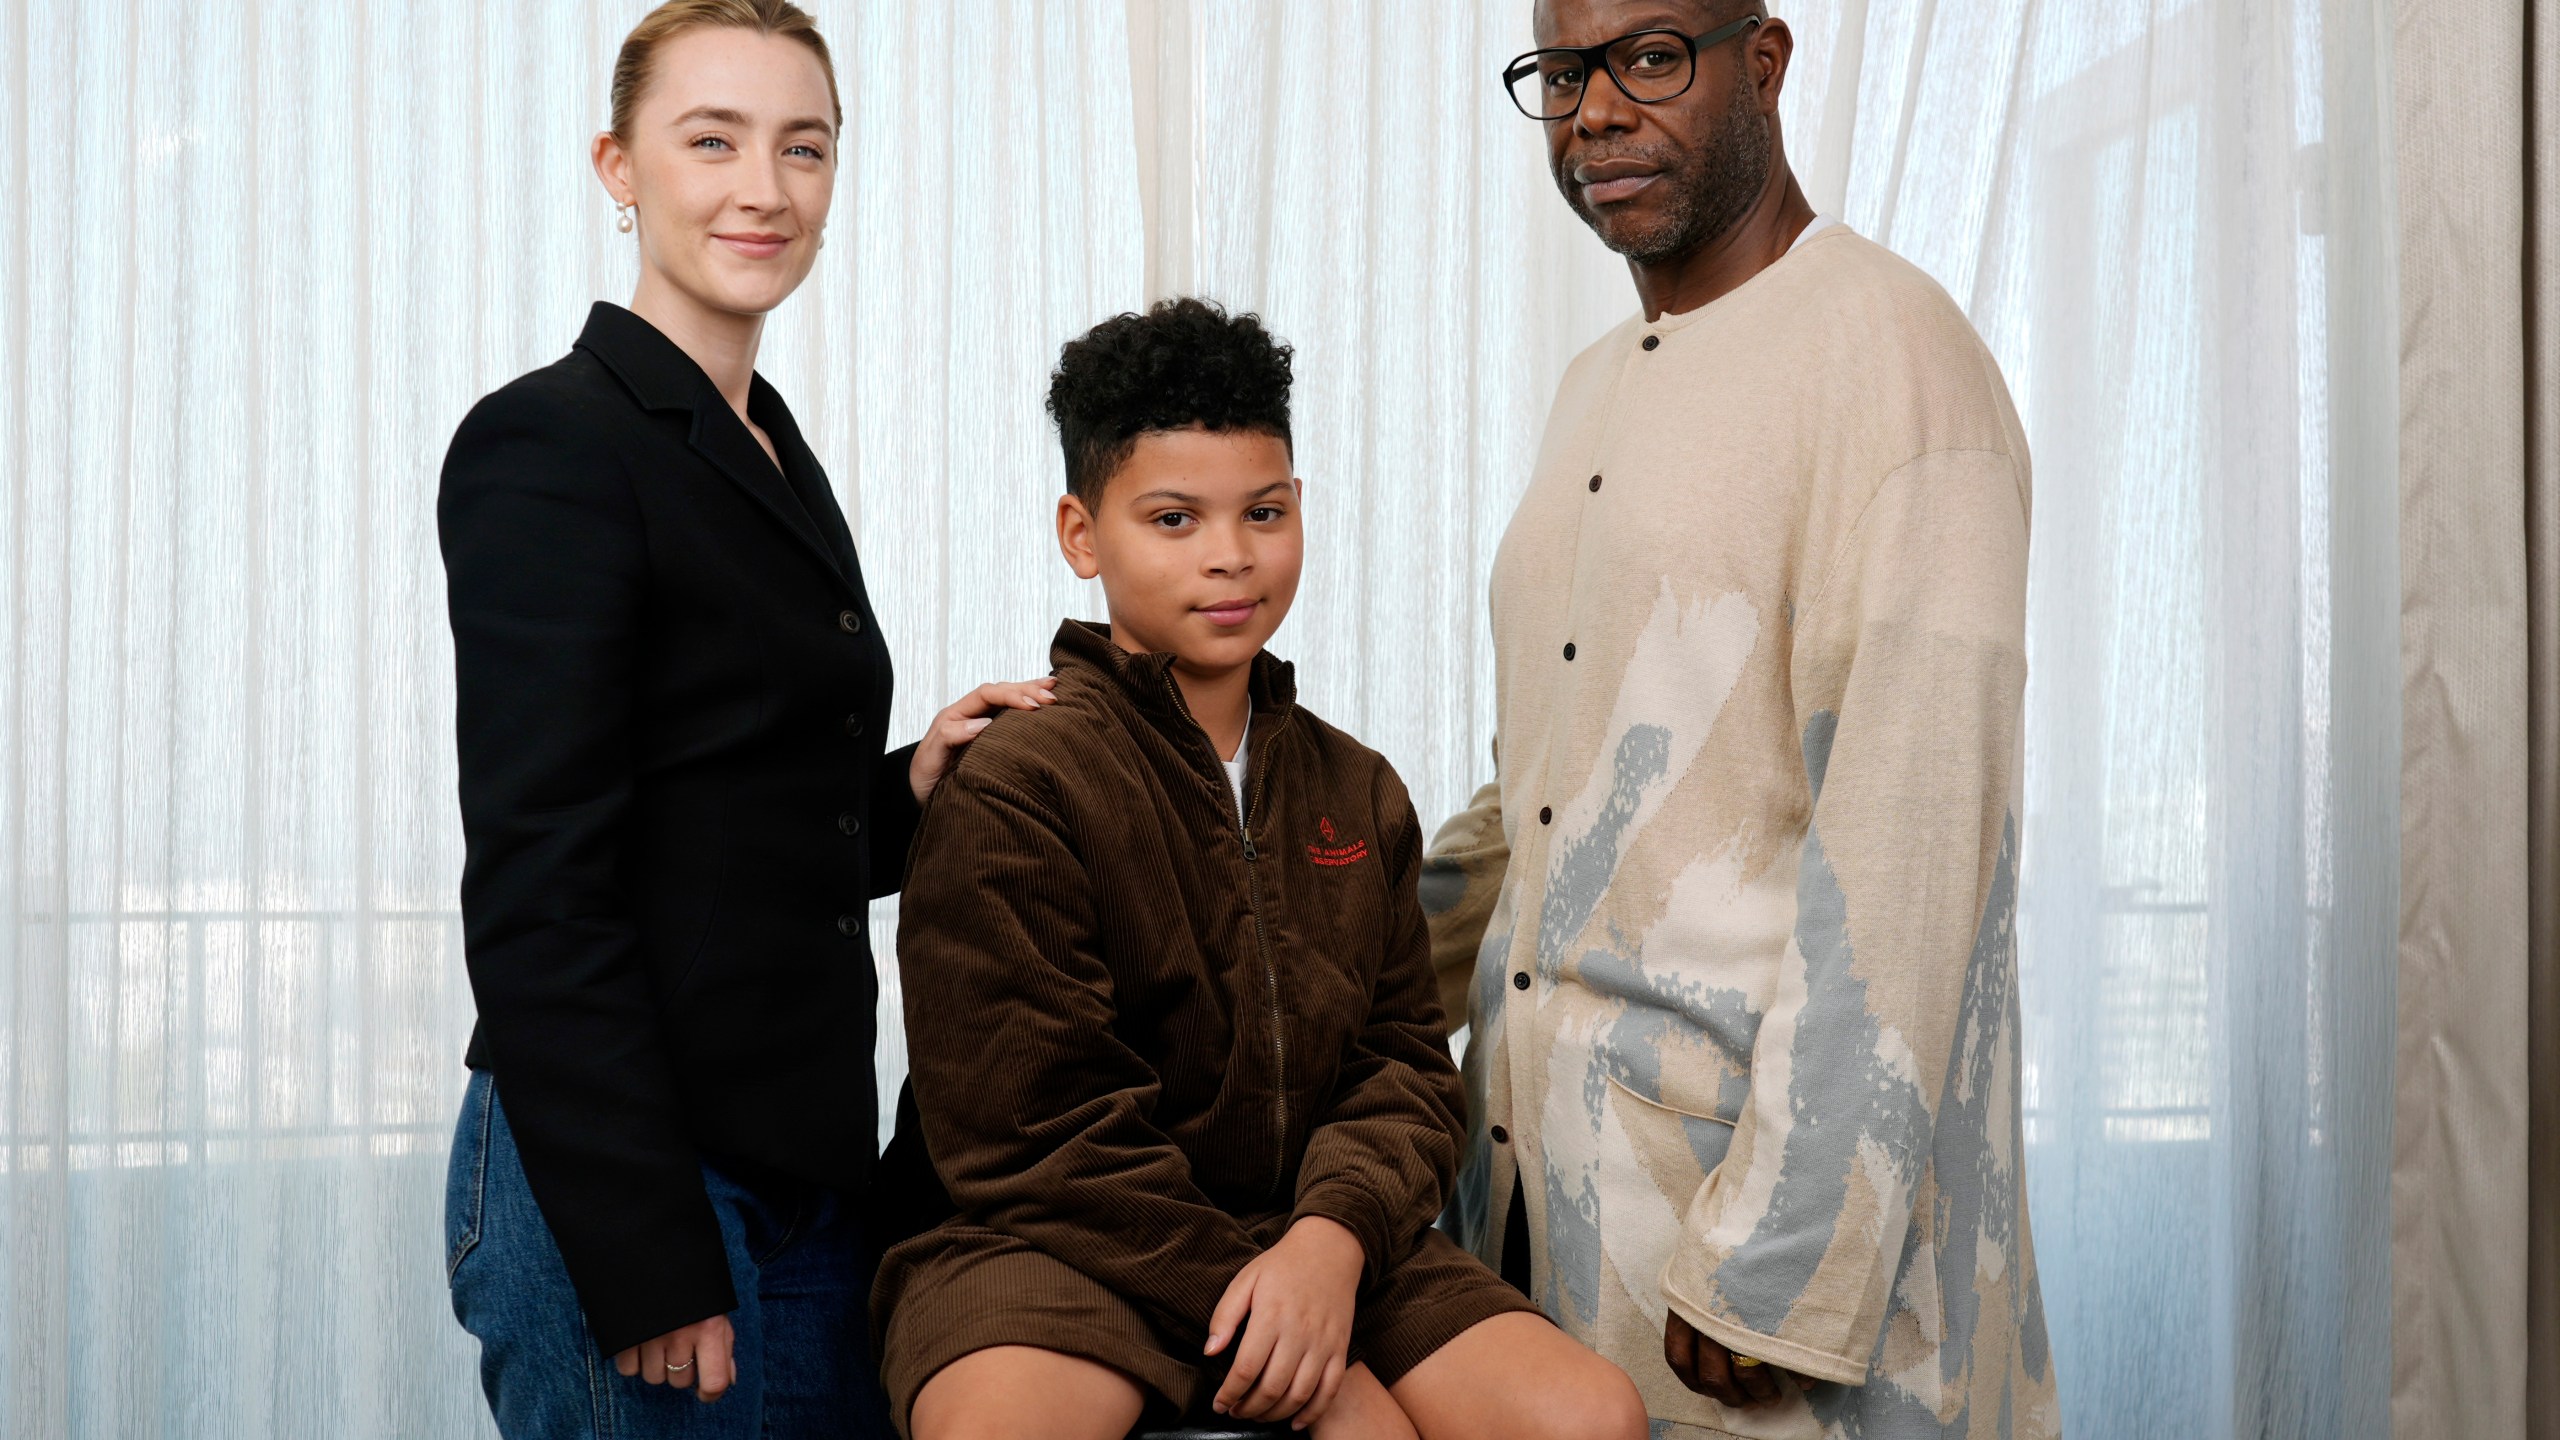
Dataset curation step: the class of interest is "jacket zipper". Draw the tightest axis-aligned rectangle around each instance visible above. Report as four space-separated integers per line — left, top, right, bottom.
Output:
1240 763 1285 1198
1162 672 1291 1199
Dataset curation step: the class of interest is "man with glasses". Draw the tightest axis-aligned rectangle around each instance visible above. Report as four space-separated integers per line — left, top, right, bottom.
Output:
1425 3 2058 1435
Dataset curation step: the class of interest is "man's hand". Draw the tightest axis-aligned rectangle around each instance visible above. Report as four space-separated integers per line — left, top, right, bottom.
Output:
1203 1216 1366 1430
1663 1311 1811 1409
614 1314 736 1402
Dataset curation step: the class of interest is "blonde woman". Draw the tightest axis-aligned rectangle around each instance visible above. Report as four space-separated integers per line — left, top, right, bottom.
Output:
437 3 1048 1434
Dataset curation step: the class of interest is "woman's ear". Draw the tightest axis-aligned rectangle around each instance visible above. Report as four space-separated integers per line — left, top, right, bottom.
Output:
591 130 634 207
1056 493 1102 580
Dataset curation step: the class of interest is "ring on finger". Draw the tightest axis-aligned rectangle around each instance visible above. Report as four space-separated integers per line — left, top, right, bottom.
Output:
666 1358 693 1373
1729 1354 1764 1369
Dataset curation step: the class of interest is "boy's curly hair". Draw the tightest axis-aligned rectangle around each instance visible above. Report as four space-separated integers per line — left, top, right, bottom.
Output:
1045 297 1294 503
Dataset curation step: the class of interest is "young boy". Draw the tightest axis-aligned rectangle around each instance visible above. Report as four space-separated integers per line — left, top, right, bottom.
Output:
873 300 1648 1440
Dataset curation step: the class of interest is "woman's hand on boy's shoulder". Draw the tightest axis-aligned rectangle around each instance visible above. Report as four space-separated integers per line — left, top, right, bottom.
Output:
908 677 1059 804
1204 1214 1366 1430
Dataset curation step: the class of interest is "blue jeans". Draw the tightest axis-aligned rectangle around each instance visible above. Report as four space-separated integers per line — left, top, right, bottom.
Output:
445 1070 893 1439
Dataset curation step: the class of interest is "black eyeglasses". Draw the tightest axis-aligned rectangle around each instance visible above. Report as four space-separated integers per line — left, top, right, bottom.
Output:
1502 15 1762 122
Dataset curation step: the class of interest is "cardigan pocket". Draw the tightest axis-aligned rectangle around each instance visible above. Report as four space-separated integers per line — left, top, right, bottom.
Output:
1604 1072 1739 1184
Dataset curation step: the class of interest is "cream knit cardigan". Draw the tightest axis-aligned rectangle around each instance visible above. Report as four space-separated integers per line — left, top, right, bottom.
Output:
1425 228 2057 1439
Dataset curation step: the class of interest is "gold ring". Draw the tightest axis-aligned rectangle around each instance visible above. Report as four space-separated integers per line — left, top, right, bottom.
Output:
1729 1355 1764 1369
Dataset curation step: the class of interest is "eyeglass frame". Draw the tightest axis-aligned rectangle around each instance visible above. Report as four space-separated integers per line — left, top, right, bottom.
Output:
1501 15 1763 122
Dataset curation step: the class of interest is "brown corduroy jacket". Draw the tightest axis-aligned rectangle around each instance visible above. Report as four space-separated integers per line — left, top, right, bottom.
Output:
895 619 1464 1342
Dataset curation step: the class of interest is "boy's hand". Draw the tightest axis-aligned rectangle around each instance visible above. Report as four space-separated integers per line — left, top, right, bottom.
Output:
1204 1215 1365 1429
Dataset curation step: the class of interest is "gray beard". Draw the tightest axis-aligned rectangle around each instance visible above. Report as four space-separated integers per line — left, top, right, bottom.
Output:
1565 65 1773 267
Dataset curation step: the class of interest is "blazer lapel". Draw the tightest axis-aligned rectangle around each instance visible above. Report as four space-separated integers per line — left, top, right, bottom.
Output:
572 303 858 599
749 377 861 580
684 403 856 594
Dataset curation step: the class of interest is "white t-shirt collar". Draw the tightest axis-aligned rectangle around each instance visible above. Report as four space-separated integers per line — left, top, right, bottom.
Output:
1221 714 1251 820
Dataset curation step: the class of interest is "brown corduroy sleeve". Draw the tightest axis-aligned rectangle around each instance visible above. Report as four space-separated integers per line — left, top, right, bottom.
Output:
898 764 1264 1340
1290 787 1466 1279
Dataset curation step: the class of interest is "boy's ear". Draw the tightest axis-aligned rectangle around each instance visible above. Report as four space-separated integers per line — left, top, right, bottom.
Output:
1056 493 1102 580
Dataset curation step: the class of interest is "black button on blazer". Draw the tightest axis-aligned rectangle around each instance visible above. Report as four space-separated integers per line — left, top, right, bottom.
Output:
438 302 921 1354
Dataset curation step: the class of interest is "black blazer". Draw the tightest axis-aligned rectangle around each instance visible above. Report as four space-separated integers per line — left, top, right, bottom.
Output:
439 302 920 1354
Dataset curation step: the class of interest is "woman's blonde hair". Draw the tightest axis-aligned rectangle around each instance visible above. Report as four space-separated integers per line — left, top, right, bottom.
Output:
609 0 841 141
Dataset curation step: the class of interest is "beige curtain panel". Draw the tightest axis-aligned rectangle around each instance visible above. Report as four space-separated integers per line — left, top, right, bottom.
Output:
2393 1 2555 1437
2529 0 2560 1433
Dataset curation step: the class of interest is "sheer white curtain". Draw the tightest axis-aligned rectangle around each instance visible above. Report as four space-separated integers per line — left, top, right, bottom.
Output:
1764 1 2402 1434
0 3 1135 1435
0 2 2398 1437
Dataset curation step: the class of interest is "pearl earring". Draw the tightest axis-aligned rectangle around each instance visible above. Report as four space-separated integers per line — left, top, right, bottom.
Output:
616 203 635 234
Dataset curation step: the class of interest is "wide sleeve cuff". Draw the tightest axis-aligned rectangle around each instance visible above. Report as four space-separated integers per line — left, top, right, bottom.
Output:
1659 1262 1870 1388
